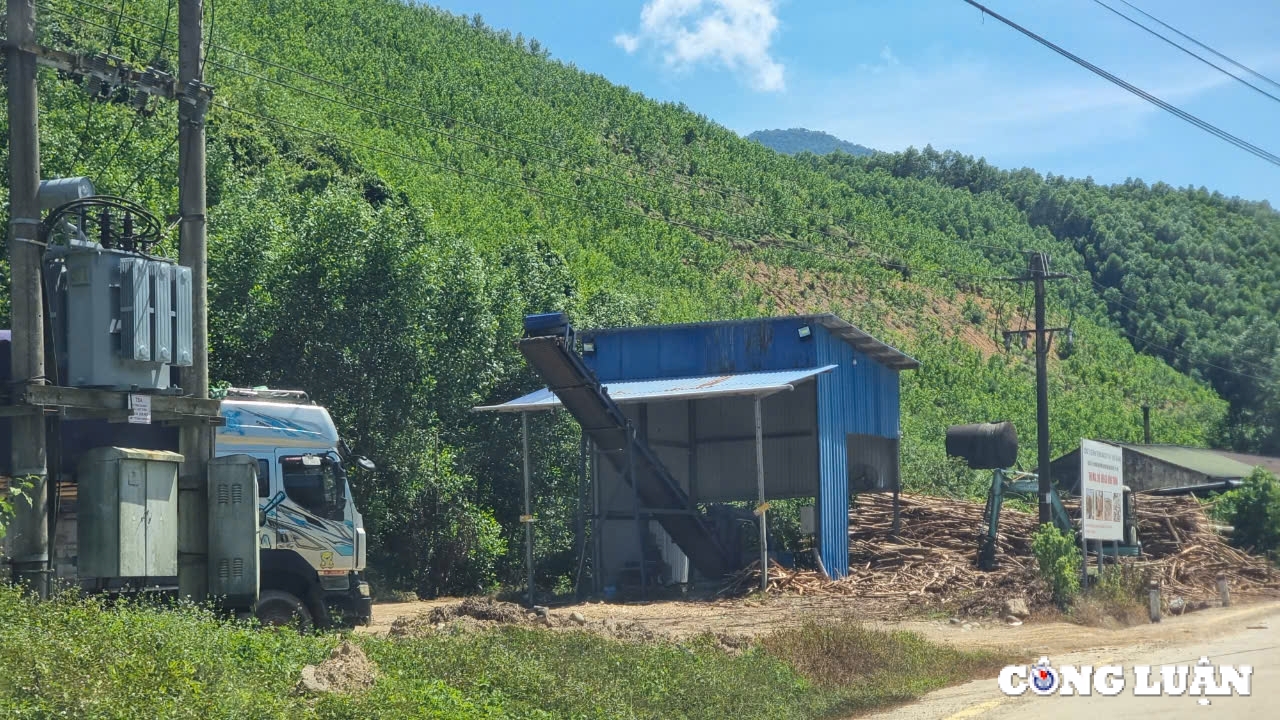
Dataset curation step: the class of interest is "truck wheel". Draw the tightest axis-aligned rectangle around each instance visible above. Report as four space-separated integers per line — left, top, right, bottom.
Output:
255 590 313 631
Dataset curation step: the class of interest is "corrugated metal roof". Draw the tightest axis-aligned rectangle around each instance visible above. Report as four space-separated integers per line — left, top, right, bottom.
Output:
1115 443 1259 479
812 315 920 371
584 314 919 372
473 365 838 413
1209 450 1280 476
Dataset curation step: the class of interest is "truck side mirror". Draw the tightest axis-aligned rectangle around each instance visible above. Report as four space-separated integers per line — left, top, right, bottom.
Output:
258 509 267 527
355 456 376 472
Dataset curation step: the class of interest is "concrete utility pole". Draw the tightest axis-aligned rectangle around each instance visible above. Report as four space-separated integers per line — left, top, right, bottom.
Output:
176 0 212 603
1142 404 1152 444
1000 252 1070 526
6 0 51 598
1031 252 1052 525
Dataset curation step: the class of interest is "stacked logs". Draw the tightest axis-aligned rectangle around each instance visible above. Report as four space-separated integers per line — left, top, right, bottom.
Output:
718 492 1278 606
1133 494 1276 599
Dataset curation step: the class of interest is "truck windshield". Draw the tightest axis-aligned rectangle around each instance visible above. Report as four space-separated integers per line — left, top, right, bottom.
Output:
281 458 346 521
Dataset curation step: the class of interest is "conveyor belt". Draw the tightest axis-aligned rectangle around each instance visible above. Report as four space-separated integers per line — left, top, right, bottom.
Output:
518 333 736 579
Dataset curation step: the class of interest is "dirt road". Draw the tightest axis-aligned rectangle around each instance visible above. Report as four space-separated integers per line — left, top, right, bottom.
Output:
363 593 1280 656
859 601 1280 719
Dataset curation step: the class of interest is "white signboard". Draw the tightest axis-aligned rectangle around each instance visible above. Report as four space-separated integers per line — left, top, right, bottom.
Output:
1080 439 1123 541
128 394 152 425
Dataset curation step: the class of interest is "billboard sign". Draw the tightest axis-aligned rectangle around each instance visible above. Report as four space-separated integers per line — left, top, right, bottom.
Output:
1080 439 1123 541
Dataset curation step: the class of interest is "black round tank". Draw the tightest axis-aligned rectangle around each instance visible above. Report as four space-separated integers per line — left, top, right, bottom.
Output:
945 421 1019 470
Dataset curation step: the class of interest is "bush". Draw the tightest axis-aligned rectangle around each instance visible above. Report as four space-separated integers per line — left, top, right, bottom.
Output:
1223 468 1280 554
1031 523 1081 609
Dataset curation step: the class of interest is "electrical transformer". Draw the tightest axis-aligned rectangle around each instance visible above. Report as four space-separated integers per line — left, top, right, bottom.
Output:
44 243 193 391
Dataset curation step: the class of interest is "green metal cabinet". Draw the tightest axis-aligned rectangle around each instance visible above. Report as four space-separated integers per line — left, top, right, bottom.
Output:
77 447 183 578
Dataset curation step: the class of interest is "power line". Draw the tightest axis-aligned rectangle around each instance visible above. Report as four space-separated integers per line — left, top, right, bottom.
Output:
69 0 127 167
1089 278 1275 378
45 2 1004 283
91 0 175 185
1115 0 1280 92
35 15 1267 389
1089 0 1280 106
962 0 1280 168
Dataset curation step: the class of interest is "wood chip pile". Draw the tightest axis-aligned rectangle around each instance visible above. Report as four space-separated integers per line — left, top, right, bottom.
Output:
1131 494 1278 599
718 492 1278 609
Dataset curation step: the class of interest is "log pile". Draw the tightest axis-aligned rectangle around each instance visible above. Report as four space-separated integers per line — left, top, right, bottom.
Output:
717 492 1278 608
1133 494 1277 599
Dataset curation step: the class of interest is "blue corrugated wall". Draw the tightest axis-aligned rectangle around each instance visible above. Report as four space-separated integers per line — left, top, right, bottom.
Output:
814 325 901 578
584 318 817 381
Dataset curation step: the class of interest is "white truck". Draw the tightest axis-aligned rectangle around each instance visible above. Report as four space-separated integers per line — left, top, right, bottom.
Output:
217 387 375 628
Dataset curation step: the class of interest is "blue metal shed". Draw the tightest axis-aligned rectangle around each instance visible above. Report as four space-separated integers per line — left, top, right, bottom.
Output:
476 313 918 590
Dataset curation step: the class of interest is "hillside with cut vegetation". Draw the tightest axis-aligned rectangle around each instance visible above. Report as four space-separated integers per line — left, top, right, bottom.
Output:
0 0 1244 595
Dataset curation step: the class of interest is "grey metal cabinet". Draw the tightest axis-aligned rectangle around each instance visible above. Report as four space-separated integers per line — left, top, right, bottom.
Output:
77 447 183 578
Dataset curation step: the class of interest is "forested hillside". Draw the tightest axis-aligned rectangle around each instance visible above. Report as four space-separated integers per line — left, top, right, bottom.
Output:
748 128 875 157
0 0 1236 596
826 147 1280 455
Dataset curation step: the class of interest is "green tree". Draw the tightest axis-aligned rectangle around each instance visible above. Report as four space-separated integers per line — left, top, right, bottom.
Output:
1222 468 1280 555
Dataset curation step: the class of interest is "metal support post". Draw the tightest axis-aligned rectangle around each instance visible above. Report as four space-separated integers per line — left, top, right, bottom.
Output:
573 431 588 600
687 400 697 511
1080 529 1089 591
6 0 50 598
521 412 534 607
755 396 768 593
628 425 645 598
592 440 602 594
1148 578 1162 622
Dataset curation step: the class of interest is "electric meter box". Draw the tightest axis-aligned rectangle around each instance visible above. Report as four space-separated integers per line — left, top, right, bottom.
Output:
44 245 193 391
208 454 261 607
77 447 184 579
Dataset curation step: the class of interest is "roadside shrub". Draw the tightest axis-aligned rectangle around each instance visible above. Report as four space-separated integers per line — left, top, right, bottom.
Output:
1031 523 1080 609
1221 468 1280 555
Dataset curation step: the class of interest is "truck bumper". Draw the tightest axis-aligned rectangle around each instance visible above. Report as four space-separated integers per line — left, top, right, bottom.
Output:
323 572 373 626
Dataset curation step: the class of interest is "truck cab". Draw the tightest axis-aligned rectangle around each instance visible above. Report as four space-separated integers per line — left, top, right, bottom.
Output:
216 388 374 628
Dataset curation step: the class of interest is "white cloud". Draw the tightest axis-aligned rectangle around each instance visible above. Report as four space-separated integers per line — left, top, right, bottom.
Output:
614 0 786 92
614 33 640 53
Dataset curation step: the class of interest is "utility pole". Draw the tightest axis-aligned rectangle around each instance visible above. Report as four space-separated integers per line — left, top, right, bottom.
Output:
6 0 51 598
1001 252 1070 525
1142 405 1152 444
176 0 211 603
1031 252 1052 525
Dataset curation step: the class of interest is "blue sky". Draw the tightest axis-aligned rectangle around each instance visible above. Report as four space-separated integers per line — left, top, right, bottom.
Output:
423 0 1280 206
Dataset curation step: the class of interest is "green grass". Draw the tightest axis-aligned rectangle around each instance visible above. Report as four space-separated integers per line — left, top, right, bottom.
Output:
0 585 1005 719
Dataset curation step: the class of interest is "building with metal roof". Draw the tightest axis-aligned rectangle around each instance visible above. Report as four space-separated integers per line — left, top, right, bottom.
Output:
1051 441 1279 496
475 313 918 597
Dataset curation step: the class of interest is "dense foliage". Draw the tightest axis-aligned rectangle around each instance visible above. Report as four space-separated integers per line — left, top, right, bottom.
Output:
0 0 1243 595
835 146 1280 454
1217 468 1280 556
0 586 1001 718
747 128 876 157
